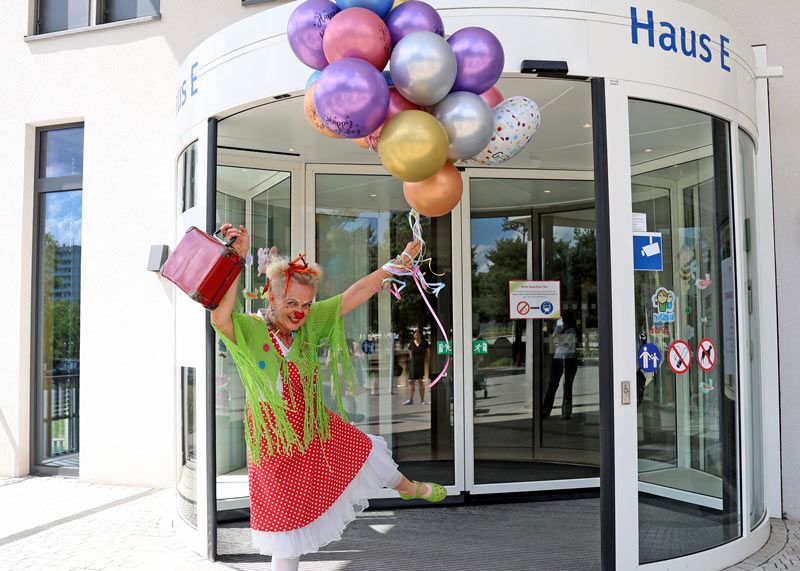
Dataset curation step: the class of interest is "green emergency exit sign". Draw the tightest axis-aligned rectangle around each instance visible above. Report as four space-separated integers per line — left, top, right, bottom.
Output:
436 341 452 355
473 339 488 355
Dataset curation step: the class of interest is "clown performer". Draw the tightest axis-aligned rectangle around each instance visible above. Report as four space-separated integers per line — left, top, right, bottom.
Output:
211 223 447 571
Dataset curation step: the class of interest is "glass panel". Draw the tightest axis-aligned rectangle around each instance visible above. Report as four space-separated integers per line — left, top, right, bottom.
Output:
630 100 740 562
38 0 90 33
34 190 82 468
41 127 85 178
315 173 455 486
103 0 159 23
178 367 197 528
470 181 599 484
739 130 765 529
179 142 197 212
214 166 291 499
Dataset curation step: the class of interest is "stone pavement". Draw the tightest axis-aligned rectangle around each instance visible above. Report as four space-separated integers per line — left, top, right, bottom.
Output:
725 519 800 571
0 476 799 571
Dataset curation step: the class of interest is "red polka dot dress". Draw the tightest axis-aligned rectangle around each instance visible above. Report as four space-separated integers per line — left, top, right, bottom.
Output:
242 318 402 559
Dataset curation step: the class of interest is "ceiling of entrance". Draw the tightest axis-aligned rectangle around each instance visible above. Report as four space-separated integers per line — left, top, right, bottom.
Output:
219 77 713 173
219 77 595 171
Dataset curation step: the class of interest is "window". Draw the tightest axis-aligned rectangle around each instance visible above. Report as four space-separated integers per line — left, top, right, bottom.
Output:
101 0 159 24
178 366 197 528
34 0 159 36
178 142 197 212
33 125 84 474
630 101 740 562
37 0 90 34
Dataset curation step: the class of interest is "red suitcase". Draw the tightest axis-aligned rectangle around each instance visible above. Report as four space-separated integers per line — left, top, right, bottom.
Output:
161 226 245 310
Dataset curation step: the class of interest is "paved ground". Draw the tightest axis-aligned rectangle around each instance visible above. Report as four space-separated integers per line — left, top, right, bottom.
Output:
0 476 798 570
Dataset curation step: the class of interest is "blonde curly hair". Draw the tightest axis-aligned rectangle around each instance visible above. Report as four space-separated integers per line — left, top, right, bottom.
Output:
257 247 323 297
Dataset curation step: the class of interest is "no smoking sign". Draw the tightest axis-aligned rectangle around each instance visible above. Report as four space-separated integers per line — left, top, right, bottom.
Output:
668 340 692 375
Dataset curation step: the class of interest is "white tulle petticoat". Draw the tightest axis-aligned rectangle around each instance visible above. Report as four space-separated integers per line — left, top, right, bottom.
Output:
251 434 402 559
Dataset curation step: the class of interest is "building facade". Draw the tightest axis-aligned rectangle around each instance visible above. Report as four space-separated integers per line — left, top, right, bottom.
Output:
1 1 797 569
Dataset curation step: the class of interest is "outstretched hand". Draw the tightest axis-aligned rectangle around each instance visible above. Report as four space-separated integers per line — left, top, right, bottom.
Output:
220 223 250 258
402 239 422 264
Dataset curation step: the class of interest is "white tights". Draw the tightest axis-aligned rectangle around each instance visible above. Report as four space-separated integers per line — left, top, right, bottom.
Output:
271 556 300 571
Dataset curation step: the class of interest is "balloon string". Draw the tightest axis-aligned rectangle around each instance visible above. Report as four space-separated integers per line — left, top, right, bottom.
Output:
413 266 450 388
381 209 450 388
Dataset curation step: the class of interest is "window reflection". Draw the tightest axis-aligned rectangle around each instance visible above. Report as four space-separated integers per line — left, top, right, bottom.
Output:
38 0 90 34
42 128 85 178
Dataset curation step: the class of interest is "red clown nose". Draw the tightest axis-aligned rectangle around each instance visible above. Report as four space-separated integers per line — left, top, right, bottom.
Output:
293 311 305 320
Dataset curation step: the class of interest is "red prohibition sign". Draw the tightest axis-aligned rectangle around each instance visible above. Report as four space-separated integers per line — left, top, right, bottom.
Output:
668 340 692 375
697 338 717 372
516 300 531 315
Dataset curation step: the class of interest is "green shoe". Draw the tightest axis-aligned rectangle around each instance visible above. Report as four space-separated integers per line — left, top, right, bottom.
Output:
398 481 447 503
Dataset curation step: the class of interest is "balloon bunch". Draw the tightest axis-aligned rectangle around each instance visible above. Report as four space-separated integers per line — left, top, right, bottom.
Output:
288 0 542 217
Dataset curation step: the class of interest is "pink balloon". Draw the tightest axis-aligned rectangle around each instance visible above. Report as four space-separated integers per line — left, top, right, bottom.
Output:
322 7 392 71
365 87 420 150
480 86 504 108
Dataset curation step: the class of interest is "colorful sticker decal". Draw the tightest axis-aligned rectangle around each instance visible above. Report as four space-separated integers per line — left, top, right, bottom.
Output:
696 274 713 290
696 338 717 372
637 343 662 373
700 379 715 394
667 340 692 375
652 287 676 324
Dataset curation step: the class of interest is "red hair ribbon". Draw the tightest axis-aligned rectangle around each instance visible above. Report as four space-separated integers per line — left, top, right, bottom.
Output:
284 253 314 294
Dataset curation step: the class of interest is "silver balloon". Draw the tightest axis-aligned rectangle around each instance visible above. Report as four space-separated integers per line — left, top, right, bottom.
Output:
433 91 494 161
390 31 456 107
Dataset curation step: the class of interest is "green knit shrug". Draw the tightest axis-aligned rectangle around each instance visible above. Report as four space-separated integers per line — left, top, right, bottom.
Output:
213 294 356 465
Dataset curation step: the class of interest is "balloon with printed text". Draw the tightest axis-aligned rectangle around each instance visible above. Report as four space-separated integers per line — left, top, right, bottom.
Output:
314 58 390 138
287 0 341 70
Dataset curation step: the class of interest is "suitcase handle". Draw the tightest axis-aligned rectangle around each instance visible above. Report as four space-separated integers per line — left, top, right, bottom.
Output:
213 227 238 248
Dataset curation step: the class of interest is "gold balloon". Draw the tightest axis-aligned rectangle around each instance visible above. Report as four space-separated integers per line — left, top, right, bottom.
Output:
403 162 463 217
390 0 408 11
304 84 341 139
379 110 448 182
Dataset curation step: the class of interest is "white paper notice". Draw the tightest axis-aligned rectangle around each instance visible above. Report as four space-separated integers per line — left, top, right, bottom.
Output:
632 212 647 232
509 281 561 320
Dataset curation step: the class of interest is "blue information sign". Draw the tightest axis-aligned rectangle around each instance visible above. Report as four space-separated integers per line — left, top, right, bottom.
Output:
633 232 663 272
637 343 662 373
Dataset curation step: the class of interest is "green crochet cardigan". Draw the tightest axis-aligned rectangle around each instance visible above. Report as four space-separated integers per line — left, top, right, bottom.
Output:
213 294 356 465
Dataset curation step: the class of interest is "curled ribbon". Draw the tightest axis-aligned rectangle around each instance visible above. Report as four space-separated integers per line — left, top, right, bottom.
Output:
381 210 451 388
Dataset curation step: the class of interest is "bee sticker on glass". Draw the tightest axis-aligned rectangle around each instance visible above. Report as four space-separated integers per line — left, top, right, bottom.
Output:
652 287 676 324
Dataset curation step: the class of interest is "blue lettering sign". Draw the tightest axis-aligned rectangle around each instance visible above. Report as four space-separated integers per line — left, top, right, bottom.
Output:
176 61 199 115
630 6 731 73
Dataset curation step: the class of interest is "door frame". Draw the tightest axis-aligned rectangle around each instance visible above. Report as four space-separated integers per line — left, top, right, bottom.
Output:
212 148 304 510
602 77 771 570
304 162 468 500
459 168 602 495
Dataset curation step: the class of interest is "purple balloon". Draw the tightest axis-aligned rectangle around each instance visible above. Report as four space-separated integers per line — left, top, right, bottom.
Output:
314 58 390 138
287 0 341 70
384 1 444 46
447 27 505 95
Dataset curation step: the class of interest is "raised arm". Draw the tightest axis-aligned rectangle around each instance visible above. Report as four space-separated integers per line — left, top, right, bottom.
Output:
209 223 250 344
340 239 421 316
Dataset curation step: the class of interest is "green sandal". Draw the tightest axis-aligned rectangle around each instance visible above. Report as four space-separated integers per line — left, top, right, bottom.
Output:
398 481 447 503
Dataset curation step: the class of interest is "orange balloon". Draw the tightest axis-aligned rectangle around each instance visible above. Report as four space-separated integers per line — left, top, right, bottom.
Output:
304 84 341 139
353 137 370 149
402 163 463 217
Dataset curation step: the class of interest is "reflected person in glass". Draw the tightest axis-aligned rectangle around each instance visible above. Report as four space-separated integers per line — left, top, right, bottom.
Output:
403 329 431 405
542 311 580 420
211 223 447 571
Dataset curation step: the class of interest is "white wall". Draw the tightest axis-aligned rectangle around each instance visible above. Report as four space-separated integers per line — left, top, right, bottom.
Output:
684 0 799 519
0 1 283 487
